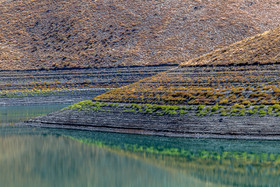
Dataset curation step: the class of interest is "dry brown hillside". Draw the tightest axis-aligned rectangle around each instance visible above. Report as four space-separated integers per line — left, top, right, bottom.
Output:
95 27 280 106
1 0 280 70
181 27 280 66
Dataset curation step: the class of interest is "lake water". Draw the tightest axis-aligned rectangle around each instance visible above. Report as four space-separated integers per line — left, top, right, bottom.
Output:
1 104 280 187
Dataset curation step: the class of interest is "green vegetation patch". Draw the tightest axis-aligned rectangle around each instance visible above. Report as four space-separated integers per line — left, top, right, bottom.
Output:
65 101 280 118
66 100 107 112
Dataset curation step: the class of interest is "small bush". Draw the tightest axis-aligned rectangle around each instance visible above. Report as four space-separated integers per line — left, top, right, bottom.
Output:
187 106 193 110
167 110 177 115
199 111 208 116
267 106 273 115
221 112 227 116
197 105 205 111
247 110 255 115
179 109 189 115
211 105 219 112
259 104 265 108
258 109 266 117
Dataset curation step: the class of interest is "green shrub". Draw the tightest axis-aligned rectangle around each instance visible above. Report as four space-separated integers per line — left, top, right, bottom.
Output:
258 109 266 117
180 106 187 110
240 109 246 116
187 106 193 110
220 108 226 113
131 104 142 110
113 103 119 108
124 104 132 108
197 105 205 111
199 110 208 116
221 112 227 116
247 110 255 115
123 109 136 113
231 108 240 114
245 104 251 108
144 108 153 114
267 106 273 115
273 104 280 112
211 105 219 112
166 110 177 115
179 109 189 115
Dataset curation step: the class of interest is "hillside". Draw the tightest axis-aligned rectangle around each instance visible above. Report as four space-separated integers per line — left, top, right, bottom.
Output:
1 0 280 70
181 27 280 66
94 27 280 108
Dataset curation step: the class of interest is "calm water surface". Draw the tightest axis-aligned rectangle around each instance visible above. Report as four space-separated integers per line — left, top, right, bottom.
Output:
1 104 280 187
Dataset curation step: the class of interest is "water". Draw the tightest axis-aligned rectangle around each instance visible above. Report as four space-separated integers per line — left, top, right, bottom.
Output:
0 104 68 124
1 104 280 187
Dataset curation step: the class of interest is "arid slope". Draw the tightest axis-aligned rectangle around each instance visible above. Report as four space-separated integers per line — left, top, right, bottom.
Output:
181 27 280 66
1 0 280 70
94 27 280 106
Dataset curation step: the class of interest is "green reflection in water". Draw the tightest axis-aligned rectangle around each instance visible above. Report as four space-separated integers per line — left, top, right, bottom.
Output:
0 128 215 187
62 130 280 187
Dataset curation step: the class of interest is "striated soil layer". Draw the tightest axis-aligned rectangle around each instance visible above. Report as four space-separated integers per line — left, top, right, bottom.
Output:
95 64 280 106
0 66 172 92
24 103 280 140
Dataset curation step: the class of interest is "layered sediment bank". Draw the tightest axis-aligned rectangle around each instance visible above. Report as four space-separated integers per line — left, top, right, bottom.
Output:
23 102 280 140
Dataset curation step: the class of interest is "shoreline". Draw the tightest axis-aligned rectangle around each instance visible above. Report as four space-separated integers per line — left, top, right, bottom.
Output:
21 102 280 140
22 122 280 140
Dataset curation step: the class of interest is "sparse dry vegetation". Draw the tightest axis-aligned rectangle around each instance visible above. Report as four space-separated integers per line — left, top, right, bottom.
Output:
181 27 280 66
94 28 280 117
1 0 280 70
94 64 280 107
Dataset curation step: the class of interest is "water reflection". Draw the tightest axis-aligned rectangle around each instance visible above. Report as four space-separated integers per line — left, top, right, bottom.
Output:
1 127 280 187
63 130 280 187
0 103 279 186
0 104 67 124
0 131 214 187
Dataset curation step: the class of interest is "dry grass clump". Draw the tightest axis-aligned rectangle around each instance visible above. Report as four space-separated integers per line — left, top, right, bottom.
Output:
1 0 280 70
181 27 280 66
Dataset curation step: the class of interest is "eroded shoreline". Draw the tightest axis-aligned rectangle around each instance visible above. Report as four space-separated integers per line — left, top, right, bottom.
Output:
22 102 280 140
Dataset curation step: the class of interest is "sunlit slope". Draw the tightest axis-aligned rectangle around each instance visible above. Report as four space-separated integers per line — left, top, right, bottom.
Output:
1 0 280 70
181 27 280 66
95 28 280 106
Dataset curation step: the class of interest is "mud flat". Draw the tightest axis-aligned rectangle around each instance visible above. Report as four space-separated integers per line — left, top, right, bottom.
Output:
23 103 280 140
